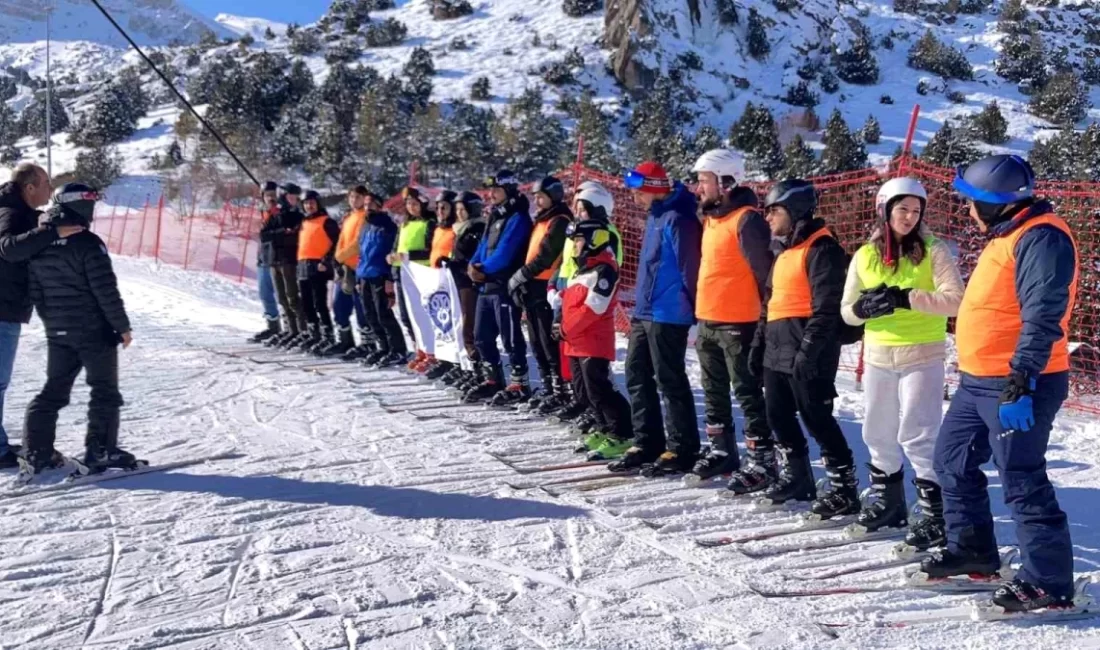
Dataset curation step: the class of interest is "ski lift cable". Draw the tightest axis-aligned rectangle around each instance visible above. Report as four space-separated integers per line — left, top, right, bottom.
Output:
87 0 261 188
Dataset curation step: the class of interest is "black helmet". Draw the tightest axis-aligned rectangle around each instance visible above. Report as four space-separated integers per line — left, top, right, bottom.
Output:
482 169 519 194
458 191 483 220
567 219 613 264
953 154 1036 225
533 175 565 204
764 179 816 222
48 182 99 226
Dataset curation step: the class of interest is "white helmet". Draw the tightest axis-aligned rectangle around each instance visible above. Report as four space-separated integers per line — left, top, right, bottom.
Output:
574 180 614 217
691 149 747 186
876 177 928 222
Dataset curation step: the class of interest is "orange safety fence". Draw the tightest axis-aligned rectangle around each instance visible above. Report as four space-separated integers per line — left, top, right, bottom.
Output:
92 105 1100 413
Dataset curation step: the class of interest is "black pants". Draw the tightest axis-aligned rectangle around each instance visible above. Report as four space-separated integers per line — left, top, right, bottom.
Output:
570 356 632 439
395 276 416 348
474 292 527 373
458 283 480 362
359 277 407 355
272 264 306 331
298 276 332 328
520 280 560 381
24 339 123 454
625 319 698 458
763 368 853 469
695 321 773 455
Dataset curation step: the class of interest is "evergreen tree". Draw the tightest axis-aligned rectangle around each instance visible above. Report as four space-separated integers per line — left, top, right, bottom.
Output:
287 59 316 106
0 76 16 102
358 75 411 192
820 69 840 93
322 63 371 129
784 80 819 107
73 146 123 189
363 18 407 47
860 114 881 145
729 102 761 152
782 134 817 178
245 52 293 131
403 47 435 109
561 0 599 17
692 124 723 158
0 100 19 162
906 30 973 80
970 100 1009 144
919 120 979 167
819 109 867 173
998 0 1027 26
272 102 315 166
996 30 1046 84
1030 70 1091 125
893 0 919 13
493 88 565 180
747 9 769 60
432 0 474 19
19 92 70 144
1085 56 1100 85
470 76 491 100
716 0 738 25
833 25 880 84
746 109 786 180
1028 127 1078 181
564 92 619 173
289 28 322 56
264 26 276 40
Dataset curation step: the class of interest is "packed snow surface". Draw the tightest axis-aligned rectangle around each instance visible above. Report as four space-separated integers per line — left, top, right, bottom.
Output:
2 258 1100 648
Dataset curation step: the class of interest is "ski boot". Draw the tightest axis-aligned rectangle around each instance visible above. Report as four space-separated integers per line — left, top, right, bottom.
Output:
0 443 21 469
519 386 548 413
440 364 465 386
810 462 860 520
375 351 409 368
587 436 632 461
574 429 610 454
269 326 298 349
83 446 144 474
903 478 946 551
641 451 697 478
488 369 531 409
536 382 573 416
464 362 504 403
757 451 816 508
549 400 587 423
414 354 436 374
18 448 67 474
361 348 389 367
320 327 355 357
992 579 1074 612
726 444 778 496
298 325 323 352
850 465 907 534
247 318 281 344
279 328 308 350
407 350 428 372
687 424 740 483
426 360 454 381
454 367 483 393
919 547 1001 580
608 446 657 473
308 326 336 355
567 411 599 436
343 329 375 361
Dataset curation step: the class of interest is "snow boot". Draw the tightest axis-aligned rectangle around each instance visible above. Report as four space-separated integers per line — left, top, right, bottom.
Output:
248 318 281 344
320 327 355 357
690 424 740 480
904 478 946 551
463 362 504 404
297 325 323 352
308 326 336 356
608 446 657 473
992 579 1074 612
488 369 531 408
726 444 778 496
407 350 428 372
854 465 908 532
759 451 816 506
375 351 409 368
83 446 141 473
640 451 696 478
919 548 1001 580
21 448 67 474
810 463 860 520
586 436 632 462
426 360 455 381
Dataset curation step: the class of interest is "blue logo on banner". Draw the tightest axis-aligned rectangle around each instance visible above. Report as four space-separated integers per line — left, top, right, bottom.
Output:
425 291 455 341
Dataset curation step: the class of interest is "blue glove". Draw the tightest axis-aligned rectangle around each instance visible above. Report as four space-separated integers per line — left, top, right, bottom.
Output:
999 372 1036 433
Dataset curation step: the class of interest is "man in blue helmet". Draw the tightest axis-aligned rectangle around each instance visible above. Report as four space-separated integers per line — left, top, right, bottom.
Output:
920 154 1080 612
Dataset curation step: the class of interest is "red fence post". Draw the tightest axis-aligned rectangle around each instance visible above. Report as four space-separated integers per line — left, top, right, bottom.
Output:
212 207 226 276
902 104 921 157
154 196 164 264
237 200 257 284
572 135 585 189
106 198 123 251
136 196 150 258
183 211 195 270
116 204 132 255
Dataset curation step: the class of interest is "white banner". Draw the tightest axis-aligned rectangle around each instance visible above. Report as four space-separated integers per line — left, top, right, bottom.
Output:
400 259 467 366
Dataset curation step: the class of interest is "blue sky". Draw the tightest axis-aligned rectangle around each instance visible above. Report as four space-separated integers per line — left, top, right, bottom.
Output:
182 0 328 23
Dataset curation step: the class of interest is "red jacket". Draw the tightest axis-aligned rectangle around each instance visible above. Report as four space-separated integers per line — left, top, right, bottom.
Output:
559 250 619 360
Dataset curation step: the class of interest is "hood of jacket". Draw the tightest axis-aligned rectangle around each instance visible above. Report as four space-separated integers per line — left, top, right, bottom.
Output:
454 215 485 238
649 182 697 222
534 201 572 224
366 209 394 228
493 193 530 221
0 182 27 212
989 199 1056 239
786 217 829 248
700 185 759 219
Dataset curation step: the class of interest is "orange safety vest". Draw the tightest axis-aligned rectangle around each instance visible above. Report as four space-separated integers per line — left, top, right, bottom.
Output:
956 214 1078 377
525 216 564 280
696 206 762 323
298 215 333 260
430 226 456 268
767 228 833 322
336 209 365 268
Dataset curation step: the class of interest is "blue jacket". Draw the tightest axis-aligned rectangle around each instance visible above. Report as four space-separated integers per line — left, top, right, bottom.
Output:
356 210 398 280
470 194 533 294
632 183 702 325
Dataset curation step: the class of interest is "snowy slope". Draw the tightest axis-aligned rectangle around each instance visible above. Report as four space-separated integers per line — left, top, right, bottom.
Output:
214 13 288 42
0 0 229 47
2 258 1100 648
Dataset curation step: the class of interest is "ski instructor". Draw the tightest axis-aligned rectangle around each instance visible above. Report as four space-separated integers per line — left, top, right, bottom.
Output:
922 154 1079 612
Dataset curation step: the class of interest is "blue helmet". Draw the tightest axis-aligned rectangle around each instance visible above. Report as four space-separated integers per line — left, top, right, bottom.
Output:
952 154 1035 205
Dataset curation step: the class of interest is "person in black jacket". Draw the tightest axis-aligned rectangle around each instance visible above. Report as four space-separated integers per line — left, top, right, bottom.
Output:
751 179 856 519
23 183 136 475
248 181 283 344
265 183 306 348
295 190 341 352
440 191 487 389
0 163 85 468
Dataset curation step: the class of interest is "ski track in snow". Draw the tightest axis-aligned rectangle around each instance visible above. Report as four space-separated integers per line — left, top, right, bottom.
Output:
2 257 1100 648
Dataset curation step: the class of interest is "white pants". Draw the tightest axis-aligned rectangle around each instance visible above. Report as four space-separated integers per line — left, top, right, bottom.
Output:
862 361 945 482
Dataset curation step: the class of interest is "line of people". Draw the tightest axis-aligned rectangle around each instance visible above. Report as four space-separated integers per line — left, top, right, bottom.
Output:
246 150 1079 613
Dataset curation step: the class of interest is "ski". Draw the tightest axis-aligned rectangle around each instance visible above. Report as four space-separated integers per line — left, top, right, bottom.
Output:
542 476 638 496
3 452 247 499
377 397 462 411
747 574 1003 598
506 469 636 491
488 452 605 474
738 527 906 559
787 552 928 581
694 515 850 548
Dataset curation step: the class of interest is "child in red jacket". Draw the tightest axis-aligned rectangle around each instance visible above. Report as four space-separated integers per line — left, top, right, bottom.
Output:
554 221 633 461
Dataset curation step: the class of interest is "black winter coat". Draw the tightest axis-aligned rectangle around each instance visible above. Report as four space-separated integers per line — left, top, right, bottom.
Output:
259 200 302 266
0 182 59 323
28 229 130 348
756 218 846 378
449 217 486 288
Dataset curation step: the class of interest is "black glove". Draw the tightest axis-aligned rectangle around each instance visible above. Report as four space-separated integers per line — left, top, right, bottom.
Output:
507 268 530 295
852 283 896 320
748 344 765 379
551 322 563 341
437 256 451 268
884 286 912 310
792 351 819 382
999 371 1036 432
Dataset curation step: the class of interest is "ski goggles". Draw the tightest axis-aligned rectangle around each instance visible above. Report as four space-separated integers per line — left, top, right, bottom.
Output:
54 189 101 205
482 174 517 189
624 170 670 192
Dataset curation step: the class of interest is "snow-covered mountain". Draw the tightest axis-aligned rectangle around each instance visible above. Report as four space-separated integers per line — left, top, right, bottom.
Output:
2 0 1100 188
0 0 230 47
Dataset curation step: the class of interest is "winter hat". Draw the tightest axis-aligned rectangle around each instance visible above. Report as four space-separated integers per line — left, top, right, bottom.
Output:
534 176 565 203
47 182 99 226
625 161 671 195
281 182 302 196
263 181 278 193
350 184 370 196
457 191 484 220
437 190 458 225
303 190 324 207
402 186 430 206
483 170 519 193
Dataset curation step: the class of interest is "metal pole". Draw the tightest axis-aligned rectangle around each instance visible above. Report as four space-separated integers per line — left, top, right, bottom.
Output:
45 5 52 176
